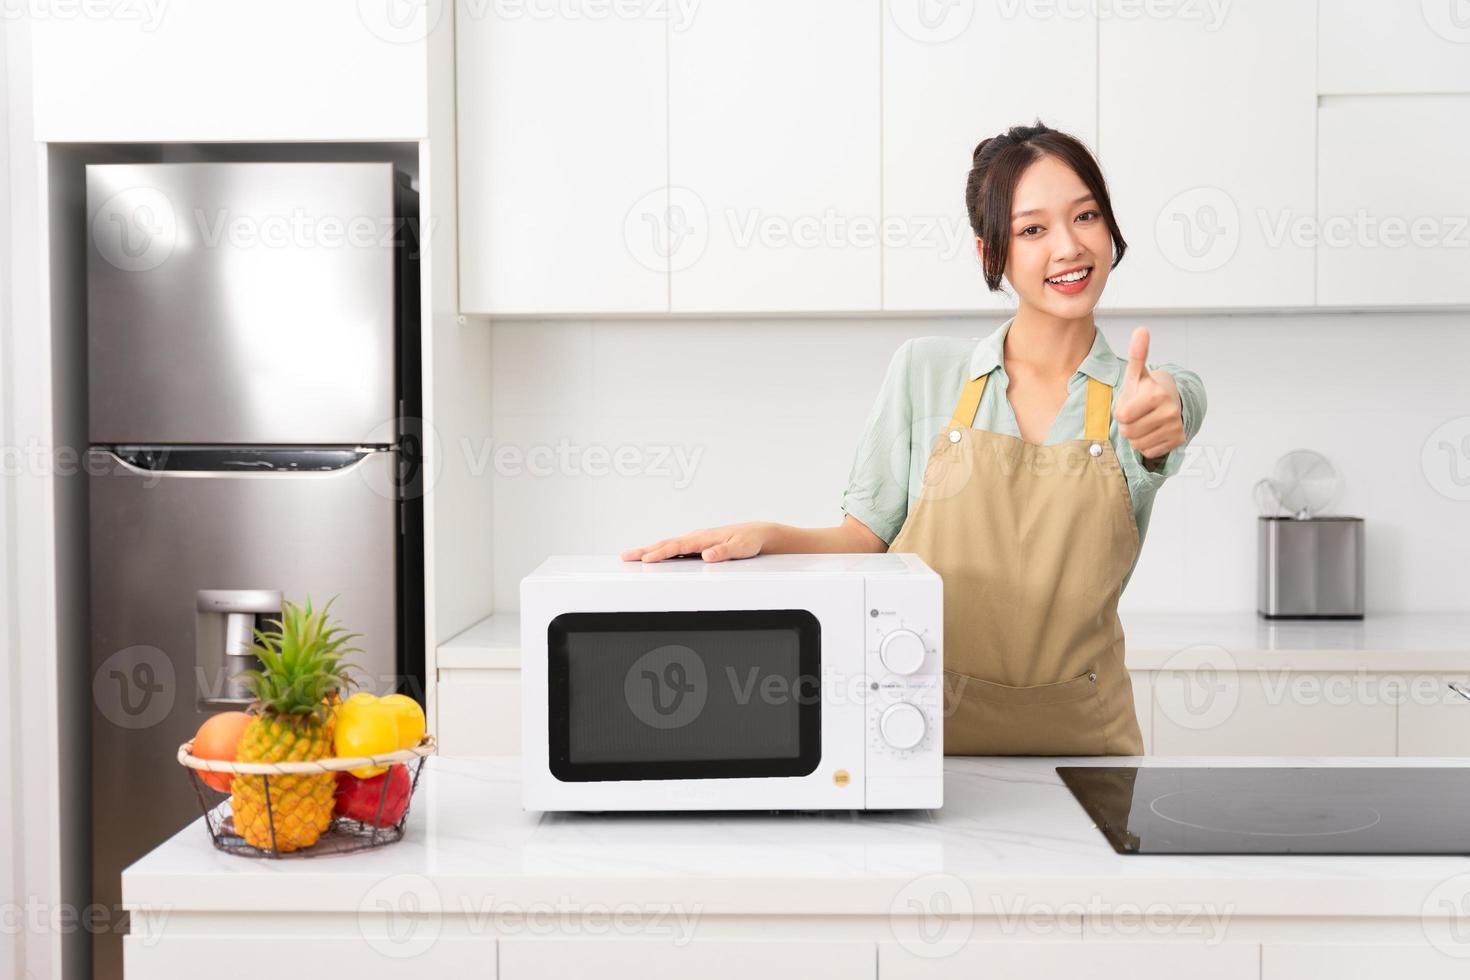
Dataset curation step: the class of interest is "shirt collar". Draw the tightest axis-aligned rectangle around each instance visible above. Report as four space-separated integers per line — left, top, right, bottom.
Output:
967 315 1124 386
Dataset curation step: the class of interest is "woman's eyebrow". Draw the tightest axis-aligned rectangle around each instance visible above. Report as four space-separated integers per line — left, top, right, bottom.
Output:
1011 194 1097 221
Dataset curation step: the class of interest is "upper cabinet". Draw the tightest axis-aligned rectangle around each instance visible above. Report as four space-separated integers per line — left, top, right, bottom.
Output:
881 2 1096 313
1096 0 1317 310
30 2 430 141
455 0 1470 315
1317 95 1470 307
1320 0 1470 95
456 3 667 315
668 0 880 313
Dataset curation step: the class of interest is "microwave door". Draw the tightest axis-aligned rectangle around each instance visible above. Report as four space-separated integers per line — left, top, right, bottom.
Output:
86 162 399 445
547 611 823 783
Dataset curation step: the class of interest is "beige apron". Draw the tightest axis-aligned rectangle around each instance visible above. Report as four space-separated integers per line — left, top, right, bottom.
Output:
888 370 1145 756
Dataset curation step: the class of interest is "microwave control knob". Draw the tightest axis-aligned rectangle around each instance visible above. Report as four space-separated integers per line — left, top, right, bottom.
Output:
879 703 927 750
879 629 927 675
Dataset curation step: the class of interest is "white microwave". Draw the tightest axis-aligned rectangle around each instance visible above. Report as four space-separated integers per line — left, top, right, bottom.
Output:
520 553 944 812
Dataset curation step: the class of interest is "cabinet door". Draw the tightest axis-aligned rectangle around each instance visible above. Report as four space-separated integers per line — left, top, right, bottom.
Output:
1151 670 1398 756
668 0 880 313
882 2 1096 312
501 939 873 980
1317 95 1470 307
1265 944 1470 979
436 669 521 756
1320 0 1470 95
1097 0 1316 309
1397 673 1470 757
31 3 429 141
880 941 1257 979
456 3 667 314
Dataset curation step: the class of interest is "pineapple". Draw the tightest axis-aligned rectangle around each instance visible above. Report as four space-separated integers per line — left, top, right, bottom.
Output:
229 596 361 853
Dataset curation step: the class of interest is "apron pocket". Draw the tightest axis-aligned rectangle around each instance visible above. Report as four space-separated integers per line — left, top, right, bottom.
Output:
941 668 1107 756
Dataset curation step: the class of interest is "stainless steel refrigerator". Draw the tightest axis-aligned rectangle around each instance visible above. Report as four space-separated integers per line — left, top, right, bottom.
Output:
85 162 424 980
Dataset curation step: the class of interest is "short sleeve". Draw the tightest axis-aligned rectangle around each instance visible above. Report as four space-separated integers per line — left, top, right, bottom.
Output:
841 339 916 544
1127 363 1207 485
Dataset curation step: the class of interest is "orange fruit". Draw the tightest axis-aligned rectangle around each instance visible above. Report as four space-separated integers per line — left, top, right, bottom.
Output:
192 711 252 792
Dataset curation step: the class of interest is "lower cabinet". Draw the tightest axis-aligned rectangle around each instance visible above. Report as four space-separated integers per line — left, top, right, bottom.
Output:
1263 944 1470 979
436 668 520 756
126 936 493 978
878 942 1258 979
499 939 875 980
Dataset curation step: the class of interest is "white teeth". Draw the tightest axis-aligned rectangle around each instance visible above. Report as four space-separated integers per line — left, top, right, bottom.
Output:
1047 268 1090 284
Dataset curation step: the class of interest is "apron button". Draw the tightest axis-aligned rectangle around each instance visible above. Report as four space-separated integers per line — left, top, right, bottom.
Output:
948 429 962 443
1088 672 1097 683
1088 442 1102 457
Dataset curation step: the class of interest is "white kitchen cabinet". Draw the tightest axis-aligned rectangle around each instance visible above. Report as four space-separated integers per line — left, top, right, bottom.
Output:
879 941 1257 979
667 0 881 313
125 935 493 979
1150 670 1399 756
500 939 874 980
437 668 520 756
1319 0 1470 95
1264 944 1470 980
881 2 1096 312
455 1 667 314
1396 673 1470 756
1317 95 1470 307
29 1 429 141
1096 0 1316 309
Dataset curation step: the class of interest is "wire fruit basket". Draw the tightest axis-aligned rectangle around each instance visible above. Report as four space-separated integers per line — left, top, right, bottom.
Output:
178 735 436 858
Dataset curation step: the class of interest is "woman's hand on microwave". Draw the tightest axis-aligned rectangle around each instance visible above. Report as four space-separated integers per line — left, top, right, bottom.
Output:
621 516 887 563
621 523 771 563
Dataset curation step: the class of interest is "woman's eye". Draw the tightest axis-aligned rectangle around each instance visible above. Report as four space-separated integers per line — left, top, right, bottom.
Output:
1077 209 1100 222
1019 225 1042 237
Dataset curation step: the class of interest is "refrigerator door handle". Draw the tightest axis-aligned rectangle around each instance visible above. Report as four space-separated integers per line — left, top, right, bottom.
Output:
89 446 387 478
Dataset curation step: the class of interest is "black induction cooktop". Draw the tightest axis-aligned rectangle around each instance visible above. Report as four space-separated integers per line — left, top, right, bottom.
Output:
1057 766 1470 855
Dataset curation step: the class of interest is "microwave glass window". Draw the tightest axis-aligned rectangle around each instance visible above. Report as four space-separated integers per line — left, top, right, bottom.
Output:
548 611 821 782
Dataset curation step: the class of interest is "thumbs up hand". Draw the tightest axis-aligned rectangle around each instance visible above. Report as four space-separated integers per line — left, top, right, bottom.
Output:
1113 326 1185 462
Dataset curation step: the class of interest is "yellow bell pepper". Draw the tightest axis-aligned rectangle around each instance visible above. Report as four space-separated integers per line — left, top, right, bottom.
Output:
379 693 426 750
333 693 400 778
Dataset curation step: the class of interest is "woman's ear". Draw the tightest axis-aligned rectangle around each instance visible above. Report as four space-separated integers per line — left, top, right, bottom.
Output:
974 237 983 265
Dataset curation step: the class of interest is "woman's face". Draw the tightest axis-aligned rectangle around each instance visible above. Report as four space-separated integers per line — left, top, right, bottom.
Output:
991 154 1112 316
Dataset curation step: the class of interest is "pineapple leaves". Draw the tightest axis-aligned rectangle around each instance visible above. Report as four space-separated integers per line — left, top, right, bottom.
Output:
236 594 365 721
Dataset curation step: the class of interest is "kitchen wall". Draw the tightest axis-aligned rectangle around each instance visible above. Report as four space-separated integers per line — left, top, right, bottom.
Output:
485 310 1470 615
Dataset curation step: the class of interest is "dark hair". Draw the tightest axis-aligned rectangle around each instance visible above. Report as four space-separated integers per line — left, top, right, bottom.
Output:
964 121 1127 293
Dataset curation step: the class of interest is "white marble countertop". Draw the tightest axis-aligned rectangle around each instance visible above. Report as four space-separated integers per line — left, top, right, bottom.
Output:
437 611 1470 672
123 755 1470 919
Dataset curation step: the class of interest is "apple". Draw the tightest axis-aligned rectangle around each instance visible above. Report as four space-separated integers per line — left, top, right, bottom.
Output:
333 764 411 827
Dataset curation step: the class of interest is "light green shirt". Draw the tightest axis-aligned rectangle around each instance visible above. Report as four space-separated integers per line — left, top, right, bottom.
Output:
841 317 1207 593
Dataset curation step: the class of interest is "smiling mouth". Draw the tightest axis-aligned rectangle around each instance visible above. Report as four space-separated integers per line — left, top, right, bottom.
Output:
1045 267 1092 285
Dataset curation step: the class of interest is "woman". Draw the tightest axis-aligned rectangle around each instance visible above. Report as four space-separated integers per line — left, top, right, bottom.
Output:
621 122 1206 756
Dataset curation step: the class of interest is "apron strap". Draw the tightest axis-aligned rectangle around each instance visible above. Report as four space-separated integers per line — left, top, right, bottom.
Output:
947 374 989 430
1084 377 1113 443
948 373 1113 441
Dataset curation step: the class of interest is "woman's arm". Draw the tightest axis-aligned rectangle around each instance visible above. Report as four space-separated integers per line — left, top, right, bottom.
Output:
621 514 887 563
